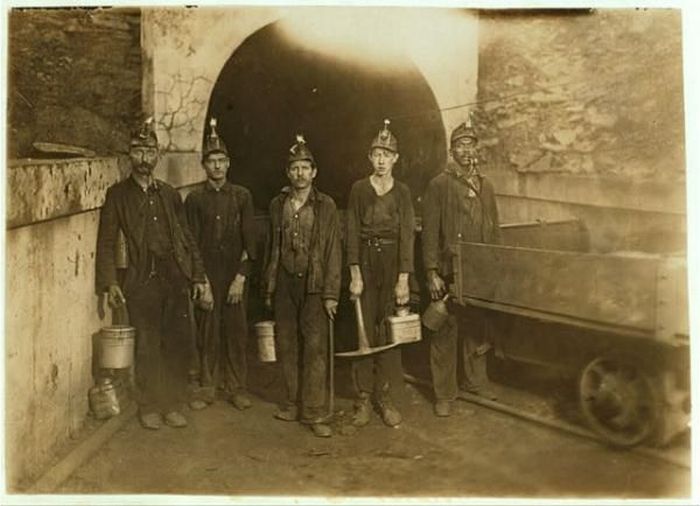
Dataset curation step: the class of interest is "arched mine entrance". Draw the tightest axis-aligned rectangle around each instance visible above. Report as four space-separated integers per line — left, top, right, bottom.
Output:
206 19 446 212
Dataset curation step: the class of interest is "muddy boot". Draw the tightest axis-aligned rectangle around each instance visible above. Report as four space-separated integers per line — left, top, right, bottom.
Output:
352 393 371 427
163 411 188 428
139 412 162 430
230 392 252 411
462 383 498 401
188 399 208 411
309 423 333 438
274 404 299 422
376 397 402 427
434 400 452 417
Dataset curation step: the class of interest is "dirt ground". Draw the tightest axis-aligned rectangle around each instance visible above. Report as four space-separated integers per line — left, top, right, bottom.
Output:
55 353 690 500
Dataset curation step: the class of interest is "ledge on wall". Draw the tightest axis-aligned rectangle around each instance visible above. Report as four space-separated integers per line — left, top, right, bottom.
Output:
7 152 205 230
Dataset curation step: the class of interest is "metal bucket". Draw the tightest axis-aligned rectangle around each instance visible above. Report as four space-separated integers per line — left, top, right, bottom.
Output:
99 325 135 369
254 321 276 362
422 296 450 332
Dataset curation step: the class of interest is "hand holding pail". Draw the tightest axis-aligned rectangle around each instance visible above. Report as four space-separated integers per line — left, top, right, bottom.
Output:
422 294 450 332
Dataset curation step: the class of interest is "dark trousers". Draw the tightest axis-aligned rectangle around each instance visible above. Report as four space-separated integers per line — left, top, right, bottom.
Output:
430 303 490 401
275 270 328 423
126 256 194 413
194 275 248 400
352 243 404 401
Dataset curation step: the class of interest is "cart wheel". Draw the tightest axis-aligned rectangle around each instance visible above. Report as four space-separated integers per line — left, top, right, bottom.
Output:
578 356 660 447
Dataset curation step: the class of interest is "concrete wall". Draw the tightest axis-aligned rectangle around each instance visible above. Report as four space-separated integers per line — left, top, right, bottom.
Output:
143 6 479 154
5 156 204 490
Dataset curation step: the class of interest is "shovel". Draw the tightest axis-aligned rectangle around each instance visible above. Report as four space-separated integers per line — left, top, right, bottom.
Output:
335 298 399 358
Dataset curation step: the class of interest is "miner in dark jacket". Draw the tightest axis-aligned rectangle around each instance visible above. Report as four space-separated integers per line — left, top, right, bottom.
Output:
185 118 256 411
347 119 415 428
263 135 342 438
95 118 211 430
422 114 502 417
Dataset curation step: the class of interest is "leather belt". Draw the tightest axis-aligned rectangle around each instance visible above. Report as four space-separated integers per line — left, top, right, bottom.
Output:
364 237 397 247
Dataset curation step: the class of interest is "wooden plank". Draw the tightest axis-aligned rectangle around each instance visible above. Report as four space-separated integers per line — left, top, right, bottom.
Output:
456 242 659 330
500 219 589 252
462 297 652 340
655 256 690 340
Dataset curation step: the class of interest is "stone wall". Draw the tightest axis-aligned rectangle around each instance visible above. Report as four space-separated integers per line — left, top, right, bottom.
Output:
7 7 142 158
476 8 685 181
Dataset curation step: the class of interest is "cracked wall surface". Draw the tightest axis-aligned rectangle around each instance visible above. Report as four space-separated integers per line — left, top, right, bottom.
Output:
143 7 479 154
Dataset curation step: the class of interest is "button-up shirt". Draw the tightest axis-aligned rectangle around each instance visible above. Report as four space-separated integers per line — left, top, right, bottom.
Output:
281 191 315 275
346 177 415 273
141 185 172 257
185 180 256 280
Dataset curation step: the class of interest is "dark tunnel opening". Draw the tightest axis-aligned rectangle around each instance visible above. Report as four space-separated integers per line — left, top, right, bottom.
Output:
206 21 447 213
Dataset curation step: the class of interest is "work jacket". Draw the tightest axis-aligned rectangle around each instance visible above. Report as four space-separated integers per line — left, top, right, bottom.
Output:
263 186 342 301
95 176 206 295
422 162 502 278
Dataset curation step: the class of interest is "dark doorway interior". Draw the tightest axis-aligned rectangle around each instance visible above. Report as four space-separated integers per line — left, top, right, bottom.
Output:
206 21 446 212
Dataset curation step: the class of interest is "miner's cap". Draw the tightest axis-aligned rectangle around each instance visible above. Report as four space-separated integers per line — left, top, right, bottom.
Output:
369 119 398 153
130 117 159 148
288 134 315 165
450 113 479 146
203 117 229 158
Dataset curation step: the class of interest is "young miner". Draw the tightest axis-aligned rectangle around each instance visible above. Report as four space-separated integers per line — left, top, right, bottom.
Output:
346 119 415 428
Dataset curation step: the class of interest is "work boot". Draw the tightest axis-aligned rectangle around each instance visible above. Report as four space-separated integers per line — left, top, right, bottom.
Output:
139 412 162 430
352 393 371 427
231 392 252 410
434 400 452 417
462 385 498 401
274 405 299 422
377 398 402 427
163 411 188 428
188 399 208 411
309 423 333 438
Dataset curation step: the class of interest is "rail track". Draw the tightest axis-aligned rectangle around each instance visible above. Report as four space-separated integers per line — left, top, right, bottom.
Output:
402 373 690 470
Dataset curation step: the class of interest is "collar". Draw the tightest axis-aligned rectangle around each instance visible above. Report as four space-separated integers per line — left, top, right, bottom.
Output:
444 162 482 185
130 175 160 193
205 180 233 193
280 185 319 204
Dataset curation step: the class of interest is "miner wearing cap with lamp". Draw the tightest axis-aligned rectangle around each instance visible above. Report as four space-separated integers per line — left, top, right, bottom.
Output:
184 118 256 411
346 119 415 428
422 113 502 417
95 117 211 430
262 134 341 438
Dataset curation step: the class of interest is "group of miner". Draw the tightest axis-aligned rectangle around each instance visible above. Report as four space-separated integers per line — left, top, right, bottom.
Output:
95 114 502 438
